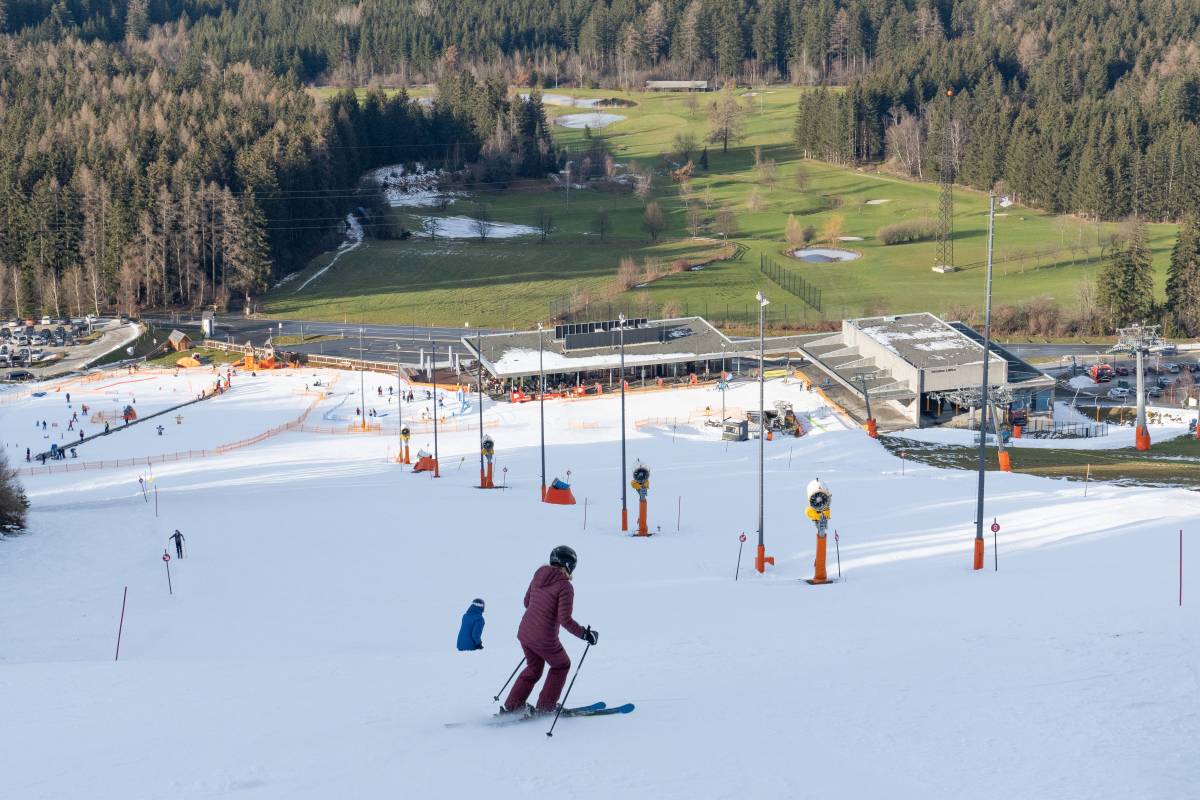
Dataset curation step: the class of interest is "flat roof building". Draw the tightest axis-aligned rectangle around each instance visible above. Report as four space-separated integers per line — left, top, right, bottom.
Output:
797 312 1055 426
645 80 709 91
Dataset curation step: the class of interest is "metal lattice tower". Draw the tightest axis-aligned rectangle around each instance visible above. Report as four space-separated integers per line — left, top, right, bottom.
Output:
934 131 955 271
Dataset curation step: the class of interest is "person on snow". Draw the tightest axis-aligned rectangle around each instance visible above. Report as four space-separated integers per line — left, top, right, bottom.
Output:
501 546 598 716
169 530 185 559
456 598 486 651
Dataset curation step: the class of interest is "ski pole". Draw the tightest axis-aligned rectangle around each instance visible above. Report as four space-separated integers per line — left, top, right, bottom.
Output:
547 630 591 738
735 532 746 581
493 657 526 702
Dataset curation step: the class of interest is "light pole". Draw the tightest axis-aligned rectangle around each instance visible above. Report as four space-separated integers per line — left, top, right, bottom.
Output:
477 327 486 488
973 195 998 571
619 314 628 531
432 344 440 478
538 323 546 501
359 327 367 431
755 291 772 573
396 343 403 456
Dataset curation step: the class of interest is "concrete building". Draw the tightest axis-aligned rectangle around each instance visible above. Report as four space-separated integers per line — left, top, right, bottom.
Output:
796 313 1055 426
644 80 709 91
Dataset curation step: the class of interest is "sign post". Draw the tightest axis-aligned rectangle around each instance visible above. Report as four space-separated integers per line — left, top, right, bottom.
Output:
834 530 842 581
735 533 747 581
163 550 173 595
900 451 907 476
115 586 128 661
991 519 1001 572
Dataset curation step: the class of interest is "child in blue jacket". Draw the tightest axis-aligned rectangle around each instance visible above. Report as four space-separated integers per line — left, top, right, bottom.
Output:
457 598 485 651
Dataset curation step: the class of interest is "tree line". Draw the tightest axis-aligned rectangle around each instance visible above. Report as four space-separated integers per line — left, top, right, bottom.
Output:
0 30 556 318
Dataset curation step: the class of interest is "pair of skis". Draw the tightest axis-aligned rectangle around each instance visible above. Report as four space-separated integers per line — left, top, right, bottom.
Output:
446 701 635 729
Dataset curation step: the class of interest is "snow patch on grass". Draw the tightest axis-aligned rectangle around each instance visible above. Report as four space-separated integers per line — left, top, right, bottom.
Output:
295 214 362 293
555 112 626 129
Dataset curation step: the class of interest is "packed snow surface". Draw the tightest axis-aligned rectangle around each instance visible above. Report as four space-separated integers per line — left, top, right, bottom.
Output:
418 215 539 239
2 368 1198 799
554 113 626 129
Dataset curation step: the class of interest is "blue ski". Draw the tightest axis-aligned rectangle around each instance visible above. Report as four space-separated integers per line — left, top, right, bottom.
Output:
563 702 634 717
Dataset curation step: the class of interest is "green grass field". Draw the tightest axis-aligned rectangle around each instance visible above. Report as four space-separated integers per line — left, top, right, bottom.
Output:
269 85 1178 329
881 433 1200 490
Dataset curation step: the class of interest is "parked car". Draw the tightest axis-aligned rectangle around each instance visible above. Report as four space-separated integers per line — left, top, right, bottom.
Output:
1114 365 1130 376
1147 386 1164 398
1165 362 1181 374
1107 387 1131 400
39 315 51 325
1161 344 1178 356
5 369 33 381
1157 376 1173 388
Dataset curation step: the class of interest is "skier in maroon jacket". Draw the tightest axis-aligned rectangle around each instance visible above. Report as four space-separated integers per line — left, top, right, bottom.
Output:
501 546 598 715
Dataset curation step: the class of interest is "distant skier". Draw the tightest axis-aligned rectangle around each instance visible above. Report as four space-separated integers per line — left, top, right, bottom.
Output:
456 598 486 651
501 546 597 716
169 530 185 559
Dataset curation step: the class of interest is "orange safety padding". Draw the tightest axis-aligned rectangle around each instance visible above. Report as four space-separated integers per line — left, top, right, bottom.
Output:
1012 425 1023 439
1135 426 1151 451
807 534 830 584
866 418 878 438
997 450 1012 472
413 455 439 473
544 485 577 505
635 498 649 535
973 537 985 570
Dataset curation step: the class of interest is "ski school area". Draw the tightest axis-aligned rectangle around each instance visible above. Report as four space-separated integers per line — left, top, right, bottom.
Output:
1 359 1198 800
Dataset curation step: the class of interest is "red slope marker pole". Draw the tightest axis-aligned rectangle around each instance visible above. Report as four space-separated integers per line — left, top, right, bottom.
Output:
735 533 747 581
115 586 128 661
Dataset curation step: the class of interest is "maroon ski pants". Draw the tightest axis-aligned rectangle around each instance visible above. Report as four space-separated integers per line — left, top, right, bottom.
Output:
504 642 571 712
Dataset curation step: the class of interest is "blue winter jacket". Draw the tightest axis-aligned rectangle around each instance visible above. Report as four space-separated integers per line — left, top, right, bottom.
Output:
457 605 485 651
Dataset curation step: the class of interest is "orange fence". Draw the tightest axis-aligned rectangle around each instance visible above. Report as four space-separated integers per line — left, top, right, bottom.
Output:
19 378 338 476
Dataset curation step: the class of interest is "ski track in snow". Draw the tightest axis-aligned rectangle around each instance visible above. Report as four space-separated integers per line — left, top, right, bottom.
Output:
2 369 1199 799
295 214 362 293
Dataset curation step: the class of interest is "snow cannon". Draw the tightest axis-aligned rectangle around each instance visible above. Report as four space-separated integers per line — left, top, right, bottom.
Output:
413 447 438 475
630 462 650 536
804 478 833 585
399 426 411 464
480 435 495 488
544 476 577 505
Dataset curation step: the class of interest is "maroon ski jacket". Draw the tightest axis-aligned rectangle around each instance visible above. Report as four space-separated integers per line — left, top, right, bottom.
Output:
517 565 587 651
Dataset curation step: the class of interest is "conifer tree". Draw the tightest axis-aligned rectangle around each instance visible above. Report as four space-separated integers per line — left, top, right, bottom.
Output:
1098 219 1154 326
1166 215 1200 336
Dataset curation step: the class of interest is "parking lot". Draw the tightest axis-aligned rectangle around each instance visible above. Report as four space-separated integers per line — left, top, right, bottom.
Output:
2 317 139 381
1057 350 1200 409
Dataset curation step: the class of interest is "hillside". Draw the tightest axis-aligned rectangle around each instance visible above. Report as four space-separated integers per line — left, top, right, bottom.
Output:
2 365 1197 798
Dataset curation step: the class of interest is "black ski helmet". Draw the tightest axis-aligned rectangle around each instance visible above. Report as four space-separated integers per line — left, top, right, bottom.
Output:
549 545 578 575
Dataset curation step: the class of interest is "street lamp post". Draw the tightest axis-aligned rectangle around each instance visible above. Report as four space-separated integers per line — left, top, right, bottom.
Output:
755 291 772 573
396 344 403 456
539 323 547 501
432 344 440 478
359 327 367 432
478 329 486 488
619 314 628 531
973 196 998 571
